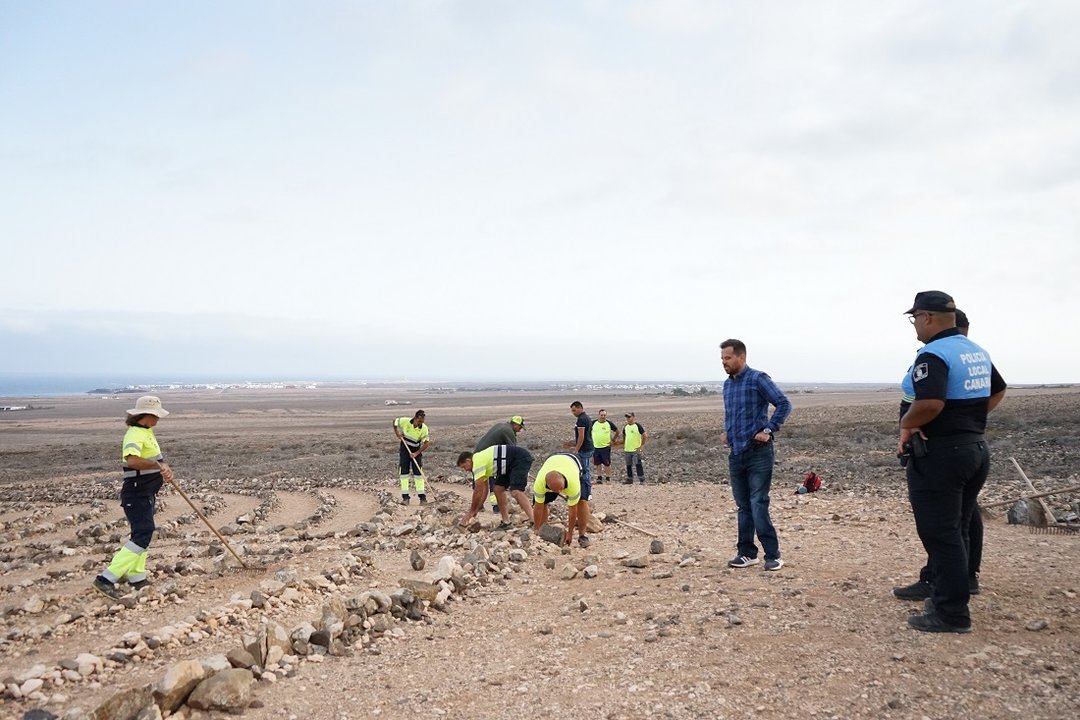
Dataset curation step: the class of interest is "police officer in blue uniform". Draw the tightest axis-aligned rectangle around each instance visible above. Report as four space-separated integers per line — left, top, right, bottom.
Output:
899 291 1006 633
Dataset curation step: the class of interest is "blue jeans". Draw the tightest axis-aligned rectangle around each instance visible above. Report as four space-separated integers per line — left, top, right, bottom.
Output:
729 443 780 560
578 450 594 500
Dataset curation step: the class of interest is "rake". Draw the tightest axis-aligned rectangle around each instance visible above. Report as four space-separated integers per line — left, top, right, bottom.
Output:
1008 457 1080 536
165 476 267 577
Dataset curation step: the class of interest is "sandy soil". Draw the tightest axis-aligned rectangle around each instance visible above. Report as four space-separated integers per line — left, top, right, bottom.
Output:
0 388 1078 719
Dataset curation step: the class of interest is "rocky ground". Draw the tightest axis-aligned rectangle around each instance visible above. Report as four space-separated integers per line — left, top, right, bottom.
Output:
0 387 1077 720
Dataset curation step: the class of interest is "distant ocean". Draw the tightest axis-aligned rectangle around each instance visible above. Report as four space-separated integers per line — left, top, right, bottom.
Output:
0 374 279 397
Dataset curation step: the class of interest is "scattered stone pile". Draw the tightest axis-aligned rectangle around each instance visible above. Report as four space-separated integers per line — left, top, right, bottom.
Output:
4 519 571 719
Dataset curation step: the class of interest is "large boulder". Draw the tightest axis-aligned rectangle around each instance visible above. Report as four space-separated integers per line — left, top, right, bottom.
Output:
262 622 292 667
91 684 152 720
186 669 254 712
152 660 206 714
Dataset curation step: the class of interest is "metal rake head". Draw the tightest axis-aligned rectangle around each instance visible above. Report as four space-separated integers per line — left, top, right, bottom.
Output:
1028 524 1080 535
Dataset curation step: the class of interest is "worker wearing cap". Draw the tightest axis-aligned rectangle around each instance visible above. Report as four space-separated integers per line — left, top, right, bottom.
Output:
474 416 526 513
894 309 986 601
899 291 1006 633
457 444 535 528
532 453 592 548
590 409 618 485
93 396 174 600
393 410 430 505
618 412 649 483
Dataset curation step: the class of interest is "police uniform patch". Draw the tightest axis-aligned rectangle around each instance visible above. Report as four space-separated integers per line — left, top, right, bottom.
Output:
913 363 929 382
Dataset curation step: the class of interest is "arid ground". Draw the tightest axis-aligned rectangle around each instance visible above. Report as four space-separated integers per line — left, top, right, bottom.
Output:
0 387 1078 720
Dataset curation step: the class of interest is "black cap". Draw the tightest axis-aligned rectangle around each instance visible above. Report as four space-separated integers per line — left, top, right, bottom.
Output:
955 309 969 328
905 291 956 314
624 412 634 418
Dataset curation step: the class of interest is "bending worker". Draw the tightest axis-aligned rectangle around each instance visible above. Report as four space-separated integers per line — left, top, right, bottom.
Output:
393 410 429 505
474 415 526 513
532 453 592 548
457 444 535 529
93 396 173 600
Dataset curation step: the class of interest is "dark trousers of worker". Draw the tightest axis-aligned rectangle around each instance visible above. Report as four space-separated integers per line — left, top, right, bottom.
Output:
907 439 989 628
918 508 983 583
729 442 780 561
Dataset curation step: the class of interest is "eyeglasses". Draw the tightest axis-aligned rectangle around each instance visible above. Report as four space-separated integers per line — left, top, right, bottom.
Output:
908 312 931 324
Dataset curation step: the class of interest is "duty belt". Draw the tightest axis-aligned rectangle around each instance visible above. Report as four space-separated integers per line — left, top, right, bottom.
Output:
924 433 984 447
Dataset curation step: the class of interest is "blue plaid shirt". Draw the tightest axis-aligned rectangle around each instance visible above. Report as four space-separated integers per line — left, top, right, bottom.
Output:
723 366 792 455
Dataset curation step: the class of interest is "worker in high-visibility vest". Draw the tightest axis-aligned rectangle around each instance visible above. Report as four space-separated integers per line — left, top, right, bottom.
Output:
590 409 618 485
393 410 430 504
474 415 526 513
618 412 649 483
93 396 174 600
457 443 535 528
532 453 592 549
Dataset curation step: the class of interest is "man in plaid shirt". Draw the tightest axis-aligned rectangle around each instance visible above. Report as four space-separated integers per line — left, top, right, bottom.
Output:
720 338 792 571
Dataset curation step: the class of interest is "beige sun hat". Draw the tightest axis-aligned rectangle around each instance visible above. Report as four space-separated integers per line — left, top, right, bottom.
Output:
127 395 169 417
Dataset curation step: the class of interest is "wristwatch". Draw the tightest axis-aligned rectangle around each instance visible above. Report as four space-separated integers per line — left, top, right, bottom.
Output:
761 428 773 436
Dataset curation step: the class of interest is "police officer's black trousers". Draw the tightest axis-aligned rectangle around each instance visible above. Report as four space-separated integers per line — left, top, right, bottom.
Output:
906 439 989 627
918 507 983 583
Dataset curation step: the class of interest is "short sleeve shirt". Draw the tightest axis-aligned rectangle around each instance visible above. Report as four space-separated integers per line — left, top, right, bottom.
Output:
574 413 594 452
532 454 582 506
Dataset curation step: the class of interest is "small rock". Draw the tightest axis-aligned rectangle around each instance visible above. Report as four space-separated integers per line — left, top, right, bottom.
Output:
649 539 664 555
1026 619 1049 632
560 565 578 581
410 549 425 571
582 565 599 579
23 595 46 614
622 555 649 569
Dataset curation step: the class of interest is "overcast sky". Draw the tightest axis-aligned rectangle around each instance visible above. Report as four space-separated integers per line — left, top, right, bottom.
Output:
2 1 1078 384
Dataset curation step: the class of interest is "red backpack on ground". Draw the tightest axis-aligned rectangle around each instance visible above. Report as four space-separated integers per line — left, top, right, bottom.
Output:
797 471 822 494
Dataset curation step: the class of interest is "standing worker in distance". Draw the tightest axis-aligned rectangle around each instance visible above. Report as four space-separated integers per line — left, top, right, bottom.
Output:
563 401 594 501
619 412 649 483
532 453 592 548
93 396 173 600
474 416 526 514
720 339 792 572
590 409 618 486
393 410 430 505
457 444 535 529
899 292 1006 633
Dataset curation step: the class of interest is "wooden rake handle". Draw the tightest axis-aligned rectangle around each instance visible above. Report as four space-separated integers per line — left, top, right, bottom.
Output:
400 437 427 478
164 476 251 569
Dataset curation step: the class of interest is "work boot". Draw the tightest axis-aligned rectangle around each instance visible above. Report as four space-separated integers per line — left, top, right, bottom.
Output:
92 576 122 601
401 495 410 505
129 579 152 591
907 613 971 634
893 580 932 601
418 494 428 505
969 576 981 595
